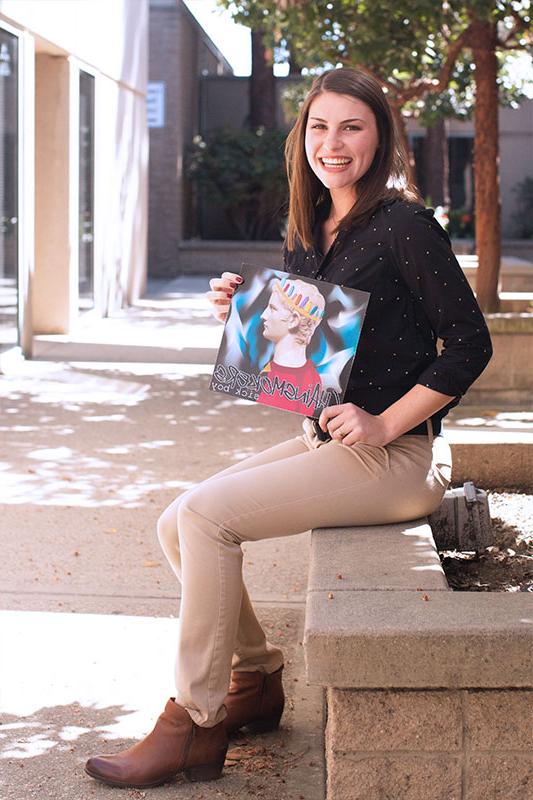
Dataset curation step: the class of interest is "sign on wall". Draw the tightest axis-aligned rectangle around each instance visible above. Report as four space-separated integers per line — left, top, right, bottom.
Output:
147 82 165 128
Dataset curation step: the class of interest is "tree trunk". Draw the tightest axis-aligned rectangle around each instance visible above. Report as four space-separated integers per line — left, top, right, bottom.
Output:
471 20 501 312
288 56 301 75
250 29 277 130
287 41 301 75
422 117 449 208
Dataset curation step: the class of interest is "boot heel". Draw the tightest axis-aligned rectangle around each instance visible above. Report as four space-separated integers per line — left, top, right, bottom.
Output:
184 760 225 782
247 712 283 734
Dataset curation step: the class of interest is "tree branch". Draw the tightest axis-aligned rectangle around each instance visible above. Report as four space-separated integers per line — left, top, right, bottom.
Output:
500 7 530 46
398 25 473 102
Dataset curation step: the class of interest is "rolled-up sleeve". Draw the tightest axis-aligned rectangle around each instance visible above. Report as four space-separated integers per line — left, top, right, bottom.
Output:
388 204 493 399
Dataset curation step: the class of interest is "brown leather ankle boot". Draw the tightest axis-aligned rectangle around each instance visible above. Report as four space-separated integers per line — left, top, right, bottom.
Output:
85 698 228 788
223 665 284 734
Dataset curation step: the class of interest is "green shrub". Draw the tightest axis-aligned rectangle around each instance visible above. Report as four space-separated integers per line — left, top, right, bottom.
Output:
447 207 475 238
186 127 288 240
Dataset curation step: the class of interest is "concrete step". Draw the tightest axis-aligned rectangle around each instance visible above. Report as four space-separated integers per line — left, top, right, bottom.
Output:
32 336 219 363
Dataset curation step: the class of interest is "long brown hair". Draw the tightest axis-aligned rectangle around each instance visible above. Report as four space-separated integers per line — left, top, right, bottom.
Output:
284 67 422 251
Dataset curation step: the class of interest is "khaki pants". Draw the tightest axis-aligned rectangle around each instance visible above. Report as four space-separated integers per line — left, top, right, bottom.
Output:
157 419 452 727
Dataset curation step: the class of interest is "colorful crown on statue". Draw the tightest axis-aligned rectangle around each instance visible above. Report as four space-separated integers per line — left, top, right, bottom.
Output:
274 277 325 321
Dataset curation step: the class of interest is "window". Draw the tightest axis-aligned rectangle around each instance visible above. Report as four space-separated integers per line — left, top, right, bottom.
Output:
0 28 18 349
79 70 95 309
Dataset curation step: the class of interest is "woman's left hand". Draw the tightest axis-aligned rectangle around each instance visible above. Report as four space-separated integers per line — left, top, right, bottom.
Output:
318 403 391 447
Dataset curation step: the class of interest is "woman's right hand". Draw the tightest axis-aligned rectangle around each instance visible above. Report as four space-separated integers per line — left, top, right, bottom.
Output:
207 272 243 323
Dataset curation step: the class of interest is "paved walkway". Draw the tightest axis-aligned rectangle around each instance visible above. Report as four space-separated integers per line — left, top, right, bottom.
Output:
0 277 325 800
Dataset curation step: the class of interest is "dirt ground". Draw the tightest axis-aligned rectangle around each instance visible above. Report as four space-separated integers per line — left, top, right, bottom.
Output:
439 490 533 592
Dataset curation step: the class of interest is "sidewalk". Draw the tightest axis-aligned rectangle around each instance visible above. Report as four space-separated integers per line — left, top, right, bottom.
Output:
0 277 324 800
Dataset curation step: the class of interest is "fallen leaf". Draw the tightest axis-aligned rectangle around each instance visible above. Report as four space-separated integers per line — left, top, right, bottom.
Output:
226 745 261 760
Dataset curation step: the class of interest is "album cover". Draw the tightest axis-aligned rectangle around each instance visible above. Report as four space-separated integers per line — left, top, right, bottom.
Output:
210 263 370 419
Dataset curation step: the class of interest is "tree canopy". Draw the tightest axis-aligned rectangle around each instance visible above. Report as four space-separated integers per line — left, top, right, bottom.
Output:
220 0 531 110
219 0 532 310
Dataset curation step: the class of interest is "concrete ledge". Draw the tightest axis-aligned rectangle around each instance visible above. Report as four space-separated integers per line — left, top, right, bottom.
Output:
498 292 533 312
177 242 533 289
304 522 533 689
485 312 533 334
178 239 283 274
448 438 533 489
453 240 533 263
468 315 533 405
307 522 450 593
305 588 533 688
304 520 533 799
457 254 533 292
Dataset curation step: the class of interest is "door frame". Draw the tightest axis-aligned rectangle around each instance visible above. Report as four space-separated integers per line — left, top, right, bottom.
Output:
0 17 34 359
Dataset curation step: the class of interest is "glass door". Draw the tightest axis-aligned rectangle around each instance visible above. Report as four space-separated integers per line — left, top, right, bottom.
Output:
0 28 18 351
79 70 95 309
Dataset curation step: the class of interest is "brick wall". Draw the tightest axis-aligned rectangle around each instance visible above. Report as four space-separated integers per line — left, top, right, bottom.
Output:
326 687 533 800
148 4 182 278
148 0 231 278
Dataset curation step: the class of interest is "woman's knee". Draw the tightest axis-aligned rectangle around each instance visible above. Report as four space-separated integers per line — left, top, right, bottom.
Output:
156 496 183 549
178 484 237 543
177 487 208 527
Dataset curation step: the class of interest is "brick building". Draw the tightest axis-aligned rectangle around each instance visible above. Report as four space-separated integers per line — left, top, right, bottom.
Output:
148 0 232 278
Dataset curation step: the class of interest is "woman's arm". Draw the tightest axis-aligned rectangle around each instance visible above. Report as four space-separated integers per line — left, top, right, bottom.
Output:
321 202 496 446
319 383 455 447
320 203 494 446
388 203 493 400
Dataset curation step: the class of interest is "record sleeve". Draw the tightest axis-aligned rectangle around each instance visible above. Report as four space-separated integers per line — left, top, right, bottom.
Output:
210 263 370 419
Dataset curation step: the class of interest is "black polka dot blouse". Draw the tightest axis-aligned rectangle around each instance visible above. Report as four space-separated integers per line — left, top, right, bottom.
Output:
283 196 493 436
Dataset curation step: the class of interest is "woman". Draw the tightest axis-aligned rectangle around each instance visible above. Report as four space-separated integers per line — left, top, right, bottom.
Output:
85 67 492 789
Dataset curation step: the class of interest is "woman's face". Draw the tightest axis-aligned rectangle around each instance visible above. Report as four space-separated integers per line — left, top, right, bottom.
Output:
304 91 379 198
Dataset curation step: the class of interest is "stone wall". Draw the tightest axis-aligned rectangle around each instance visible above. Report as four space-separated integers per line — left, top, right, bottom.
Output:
326 688 533 800
467 315 533 406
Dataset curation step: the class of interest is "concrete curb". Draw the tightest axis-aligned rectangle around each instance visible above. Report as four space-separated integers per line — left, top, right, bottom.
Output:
303 519 533 800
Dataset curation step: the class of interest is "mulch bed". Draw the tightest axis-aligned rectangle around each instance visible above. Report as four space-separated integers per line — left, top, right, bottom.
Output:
439 490 533 592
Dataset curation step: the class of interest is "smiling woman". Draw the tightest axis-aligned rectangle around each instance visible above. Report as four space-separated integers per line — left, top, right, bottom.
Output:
284 67 421 253
304 93 380 253
85 67 493 792
305 98 379 193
